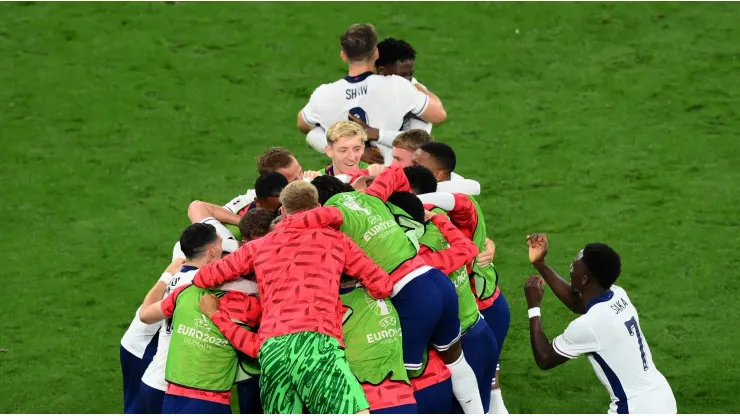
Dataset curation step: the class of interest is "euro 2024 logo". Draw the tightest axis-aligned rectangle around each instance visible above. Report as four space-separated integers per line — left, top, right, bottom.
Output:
193 314 212 333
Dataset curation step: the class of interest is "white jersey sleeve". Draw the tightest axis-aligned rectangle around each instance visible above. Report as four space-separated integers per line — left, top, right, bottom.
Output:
553 316 601 359
301 85 326 126
223 189 257 214
391 75 429 117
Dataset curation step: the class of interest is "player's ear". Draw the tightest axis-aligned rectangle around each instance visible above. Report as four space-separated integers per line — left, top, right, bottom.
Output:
280 205 287 218
373 47 379 61
340 50 349 63
325 144 333 158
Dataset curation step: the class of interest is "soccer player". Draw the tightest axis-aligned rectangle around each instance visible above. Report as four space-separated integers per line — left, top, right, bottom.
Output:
139 268 261 413
388 192 499 412
237 207 274 244
525 234 677 414
220 171 288 240
413 142 510 414
191 180 394 414
299 24 447 165
119 259 184 413
339 276 416 414
317 120 369 177
311 167 485 414
133 223 233 414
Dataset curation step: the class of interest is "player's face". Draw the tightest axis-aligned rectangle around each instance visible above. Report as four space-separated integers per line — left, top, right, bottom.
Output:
397 60 415 81
276 157 303 182
257 196 282 213
412 149 442 180
391 147 414 168
569 256 588 292
326 135 364 172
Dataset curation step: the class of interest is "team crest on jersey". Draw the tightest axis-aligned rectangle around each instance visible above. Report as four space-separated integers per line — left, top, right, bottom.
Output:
340 194 371 216
368 215 382 225
193 314 212 333
364 291 393 316
379 316 397 329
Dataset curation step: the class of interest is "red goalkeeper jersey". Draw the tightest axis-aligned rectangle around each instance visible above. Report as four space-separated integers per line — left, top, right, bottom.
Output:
193 206 393 346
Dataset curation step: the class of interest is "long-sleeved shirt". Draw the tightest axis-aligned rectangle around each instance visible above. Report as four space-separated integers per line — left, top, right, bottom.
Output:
193 206 393 346
417 214 479 275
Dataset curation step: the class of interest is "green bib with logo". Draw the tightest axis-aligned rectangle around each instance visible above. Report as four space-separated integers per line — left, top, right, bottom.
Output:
341 288 409 385
165 286 238 392
326 192 419 273
418 208 481 333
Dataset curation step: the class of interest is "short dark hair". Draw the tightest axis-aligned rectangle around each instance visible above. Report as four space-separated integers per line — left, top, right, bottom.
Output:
255 172 289 200
376 38 417 67
420 142 456 173
311 175 354 205
582 243 622 289
387 192 424 223
179 223 218 259
239 207 275 241
340 24 378 62
403 165 437 195
256 147 295 175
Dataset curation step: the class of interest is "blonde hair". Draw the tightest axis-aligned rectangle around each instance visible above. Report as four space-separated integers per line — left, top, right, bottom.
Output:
392 129 434 151
326 120 367 145
279 181 319 215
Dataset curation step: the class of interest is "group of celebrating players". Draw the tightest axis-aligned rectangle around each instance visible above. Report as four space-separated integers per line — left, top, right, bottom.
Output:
119 23 678 415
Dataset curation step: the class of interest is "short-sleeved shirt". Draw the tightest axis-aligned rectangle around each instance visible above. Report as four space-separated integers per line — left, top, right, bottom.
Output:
301 73 429 131
553 285 674 414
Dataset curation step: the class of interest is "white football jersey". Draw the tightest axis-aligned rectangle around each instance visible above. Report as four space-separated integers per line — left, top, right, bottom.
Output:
301 73 429 135
120 307 161 359
553 285 676 414
140 266 199 391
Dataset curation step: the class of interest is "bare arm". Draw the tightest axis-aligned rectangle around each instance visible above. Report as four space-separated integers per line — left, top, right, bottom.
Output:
138 281 168 324
188 200 241 226
415 84 447 124
524 276 570 370
528 234 585 314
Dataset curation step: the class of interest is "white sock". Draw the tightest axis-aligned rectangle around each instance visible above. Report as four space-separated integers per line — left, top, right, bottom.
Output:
306 127 327 154
489 387 508 414
446 353 484 414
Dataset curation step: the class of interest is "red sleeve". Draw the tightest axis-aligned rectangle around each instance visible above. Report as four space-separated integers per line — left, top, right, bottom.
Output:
420 215 479 275
219 292 262 327
363 166 412 202
344 168 370 184
303 206 344 229
160 284 191 318
210 310 261 358
446 194 478 240
341 234 393 299
193 241 257 288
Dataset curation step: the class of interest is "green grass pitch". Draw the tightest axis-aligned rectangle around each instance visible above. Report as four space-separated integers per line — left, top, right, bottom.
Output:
1 1 739 413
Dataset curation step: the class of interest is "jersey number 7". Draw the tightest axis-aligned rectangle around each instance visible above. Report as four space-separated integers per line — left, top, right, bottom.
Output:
624 316 649 371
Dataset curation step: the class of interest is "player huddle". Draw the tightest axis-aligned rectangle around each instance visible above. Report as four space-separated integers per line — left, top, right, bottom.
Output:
119 23 677 415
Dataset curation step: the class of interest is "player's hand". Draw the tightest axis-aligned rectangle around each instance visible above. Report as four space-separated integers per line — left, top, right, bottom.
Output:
303 170 322 180
524 275 545 308
352 176 375 191
476 238 496 267
165 258 187 275
199 294 220 318
361 147 384 165
348 114 379 141
423 210 436 222
527 233 548 264
367 164 386 177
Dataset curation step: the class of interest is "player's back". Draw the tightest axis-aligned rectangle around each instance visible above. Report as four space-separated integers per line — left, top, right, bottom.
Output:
303 73 428 132
577 285 675 413
251 211 349 344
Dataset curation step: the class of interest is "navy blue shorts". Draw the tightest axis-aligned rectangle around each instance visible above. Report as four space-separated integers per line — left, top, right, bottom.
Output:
131 381 165 414
371 403 418 414
481 292 510 358
162 394 231 414
414 378 453 414
455 317 499 413
121 341 158 413
393 268 461 369
236 377 262 414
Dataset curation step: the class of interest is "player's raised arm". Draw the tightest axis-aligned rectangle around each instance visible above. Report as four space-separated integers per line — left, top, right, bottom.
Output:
527 234 585 314
418 192 478 239
188 200 242 226
364 165 413 202
436 178 481 196
414 83 447 124
193 241 258 289
420 212 479 275
137 259 185 323
341 233 393 299
200 293 262 358
524 276 569 370
393 75 447 125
